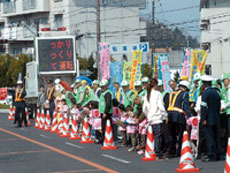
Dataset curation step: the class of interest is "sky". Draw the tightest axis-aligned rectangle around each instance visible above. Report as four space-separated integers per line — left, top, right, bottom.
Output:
141 0 201 39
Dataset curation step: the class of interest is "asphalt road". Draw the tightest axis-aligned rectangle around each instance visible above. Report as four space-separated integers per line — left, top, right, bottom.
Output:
0 112 225 173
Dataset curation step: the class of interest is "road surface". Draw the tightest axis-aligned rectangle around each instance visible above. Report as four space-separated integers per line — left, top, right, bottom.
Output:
0 112 225 173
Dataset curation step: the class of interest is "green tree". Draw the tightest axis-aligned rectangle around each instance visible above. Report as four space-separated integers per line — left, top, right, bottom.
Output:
0 54 32 87
142 64 153 78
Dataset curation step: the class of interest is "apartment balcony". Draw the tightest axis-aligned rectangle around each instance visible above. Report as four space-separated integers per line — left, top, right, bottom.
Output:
2 0 50 17
2 26 37 41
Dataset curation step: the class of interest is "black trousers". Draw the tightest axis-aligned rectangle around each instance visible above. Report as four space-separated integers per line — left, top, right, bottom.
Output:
15 106 26 126
197 123 206 157
161 120 169 153
203 125 222 160
168 121 186 155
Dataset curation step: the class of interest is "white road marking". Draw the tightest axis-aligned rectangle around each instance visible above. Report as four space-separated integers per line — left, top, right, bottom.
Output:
40 134 52 139
102 154 131 164
20 128 26 131
65 142 84 149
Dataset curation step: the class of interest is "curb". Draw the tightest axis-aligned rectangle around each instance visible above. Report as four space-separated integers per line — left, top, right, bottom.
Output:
0 109 9 113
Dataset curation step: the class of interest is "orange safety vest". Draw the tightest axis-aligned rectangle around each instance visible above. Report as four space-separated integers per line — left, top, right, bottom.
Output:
15 88 24 102
167 90 185 114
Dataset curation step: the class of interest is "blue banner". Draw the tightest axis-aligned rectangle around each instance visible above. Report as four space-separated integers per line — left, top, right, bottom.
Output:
110 62 123 90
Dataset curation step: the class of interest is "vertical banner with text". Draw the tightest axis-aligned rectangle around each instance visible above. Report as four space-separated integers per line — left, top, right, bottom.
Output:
180 50 191 78
158 54 171 92
123 62 132 82
110 62 123 88
100 43 111 80
130 50 142 90
189 50 207 81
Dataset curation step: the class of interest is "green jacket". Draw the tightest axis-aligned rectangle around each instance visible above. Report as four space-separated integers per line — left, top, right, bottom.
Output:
99 90 113 114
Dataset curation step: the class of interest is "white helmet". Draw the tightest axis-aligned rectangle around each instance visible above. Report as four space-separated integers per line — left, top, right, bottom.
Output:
179 80 190 89
17 80 23 85
193 73 201 81
134 81 142 87
121 80 129 87
55 78 61 84
142 77 149 83
158 79 163 86
100 79 109 87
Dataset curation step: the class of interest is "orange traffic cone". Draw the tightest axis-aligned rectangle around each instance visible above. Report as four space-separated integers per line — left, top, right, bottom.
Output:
25 107 32 126
69 115 81 140
34 109 40 128
39 109 45 129
225 138 230 173
12 106 16 120
176 131 200 172
50 111 58 133
102 120 117 150
57 113 64 134
8 105 13 120
60 113 70 137
142 125 156 161
80 117 94 144
44 110 51 131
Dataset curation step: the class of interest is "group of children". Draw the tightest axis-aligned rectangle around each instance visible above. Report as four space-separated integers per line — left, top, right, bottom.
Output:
53 92 149 154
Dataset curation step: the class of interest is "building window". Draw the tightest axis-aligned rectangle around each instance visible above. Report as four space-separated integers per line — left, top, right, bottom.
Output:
54 14 63 29
201 42 211 52
205 64 212 75
3 0 16 14
23 0 36 11
200 19 210 31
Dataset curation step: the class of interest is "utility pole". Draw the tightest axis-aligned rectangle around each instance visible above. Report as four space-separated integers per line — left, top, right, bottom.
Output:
151 0 155 66
36 21 40 37
96 0 101 80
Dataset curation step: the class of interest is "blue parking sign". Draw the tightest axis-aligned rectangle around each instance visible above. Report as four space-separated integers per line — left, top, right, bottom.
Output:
139 43 149 53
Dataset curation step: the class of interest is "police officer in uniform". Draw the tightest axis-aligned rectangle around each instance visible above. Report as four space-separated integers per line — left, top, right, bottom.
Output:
99 79 113 143
167 80 191 157
200 75 223 162
15 80 27 128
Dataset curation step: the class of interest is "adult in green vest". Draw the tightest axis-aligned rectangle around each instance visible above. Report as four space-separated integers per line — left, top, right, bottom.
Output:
134 81 146 103
79 80 88 106
121 80 136 108
99 79 113 142
73 79 82 104
89 80 101 102
220 73 230 149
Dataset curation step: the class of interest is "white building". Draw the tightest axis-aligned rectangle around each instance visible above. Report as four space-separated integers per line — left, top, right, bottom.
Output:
0 0 147 58
200 0 230 77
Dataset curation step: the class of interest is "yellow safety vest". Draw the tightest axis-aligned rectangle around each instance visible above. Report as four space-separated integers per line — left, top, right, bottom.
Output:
167 90 184 113
15 88 24 102
47 87 54 100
